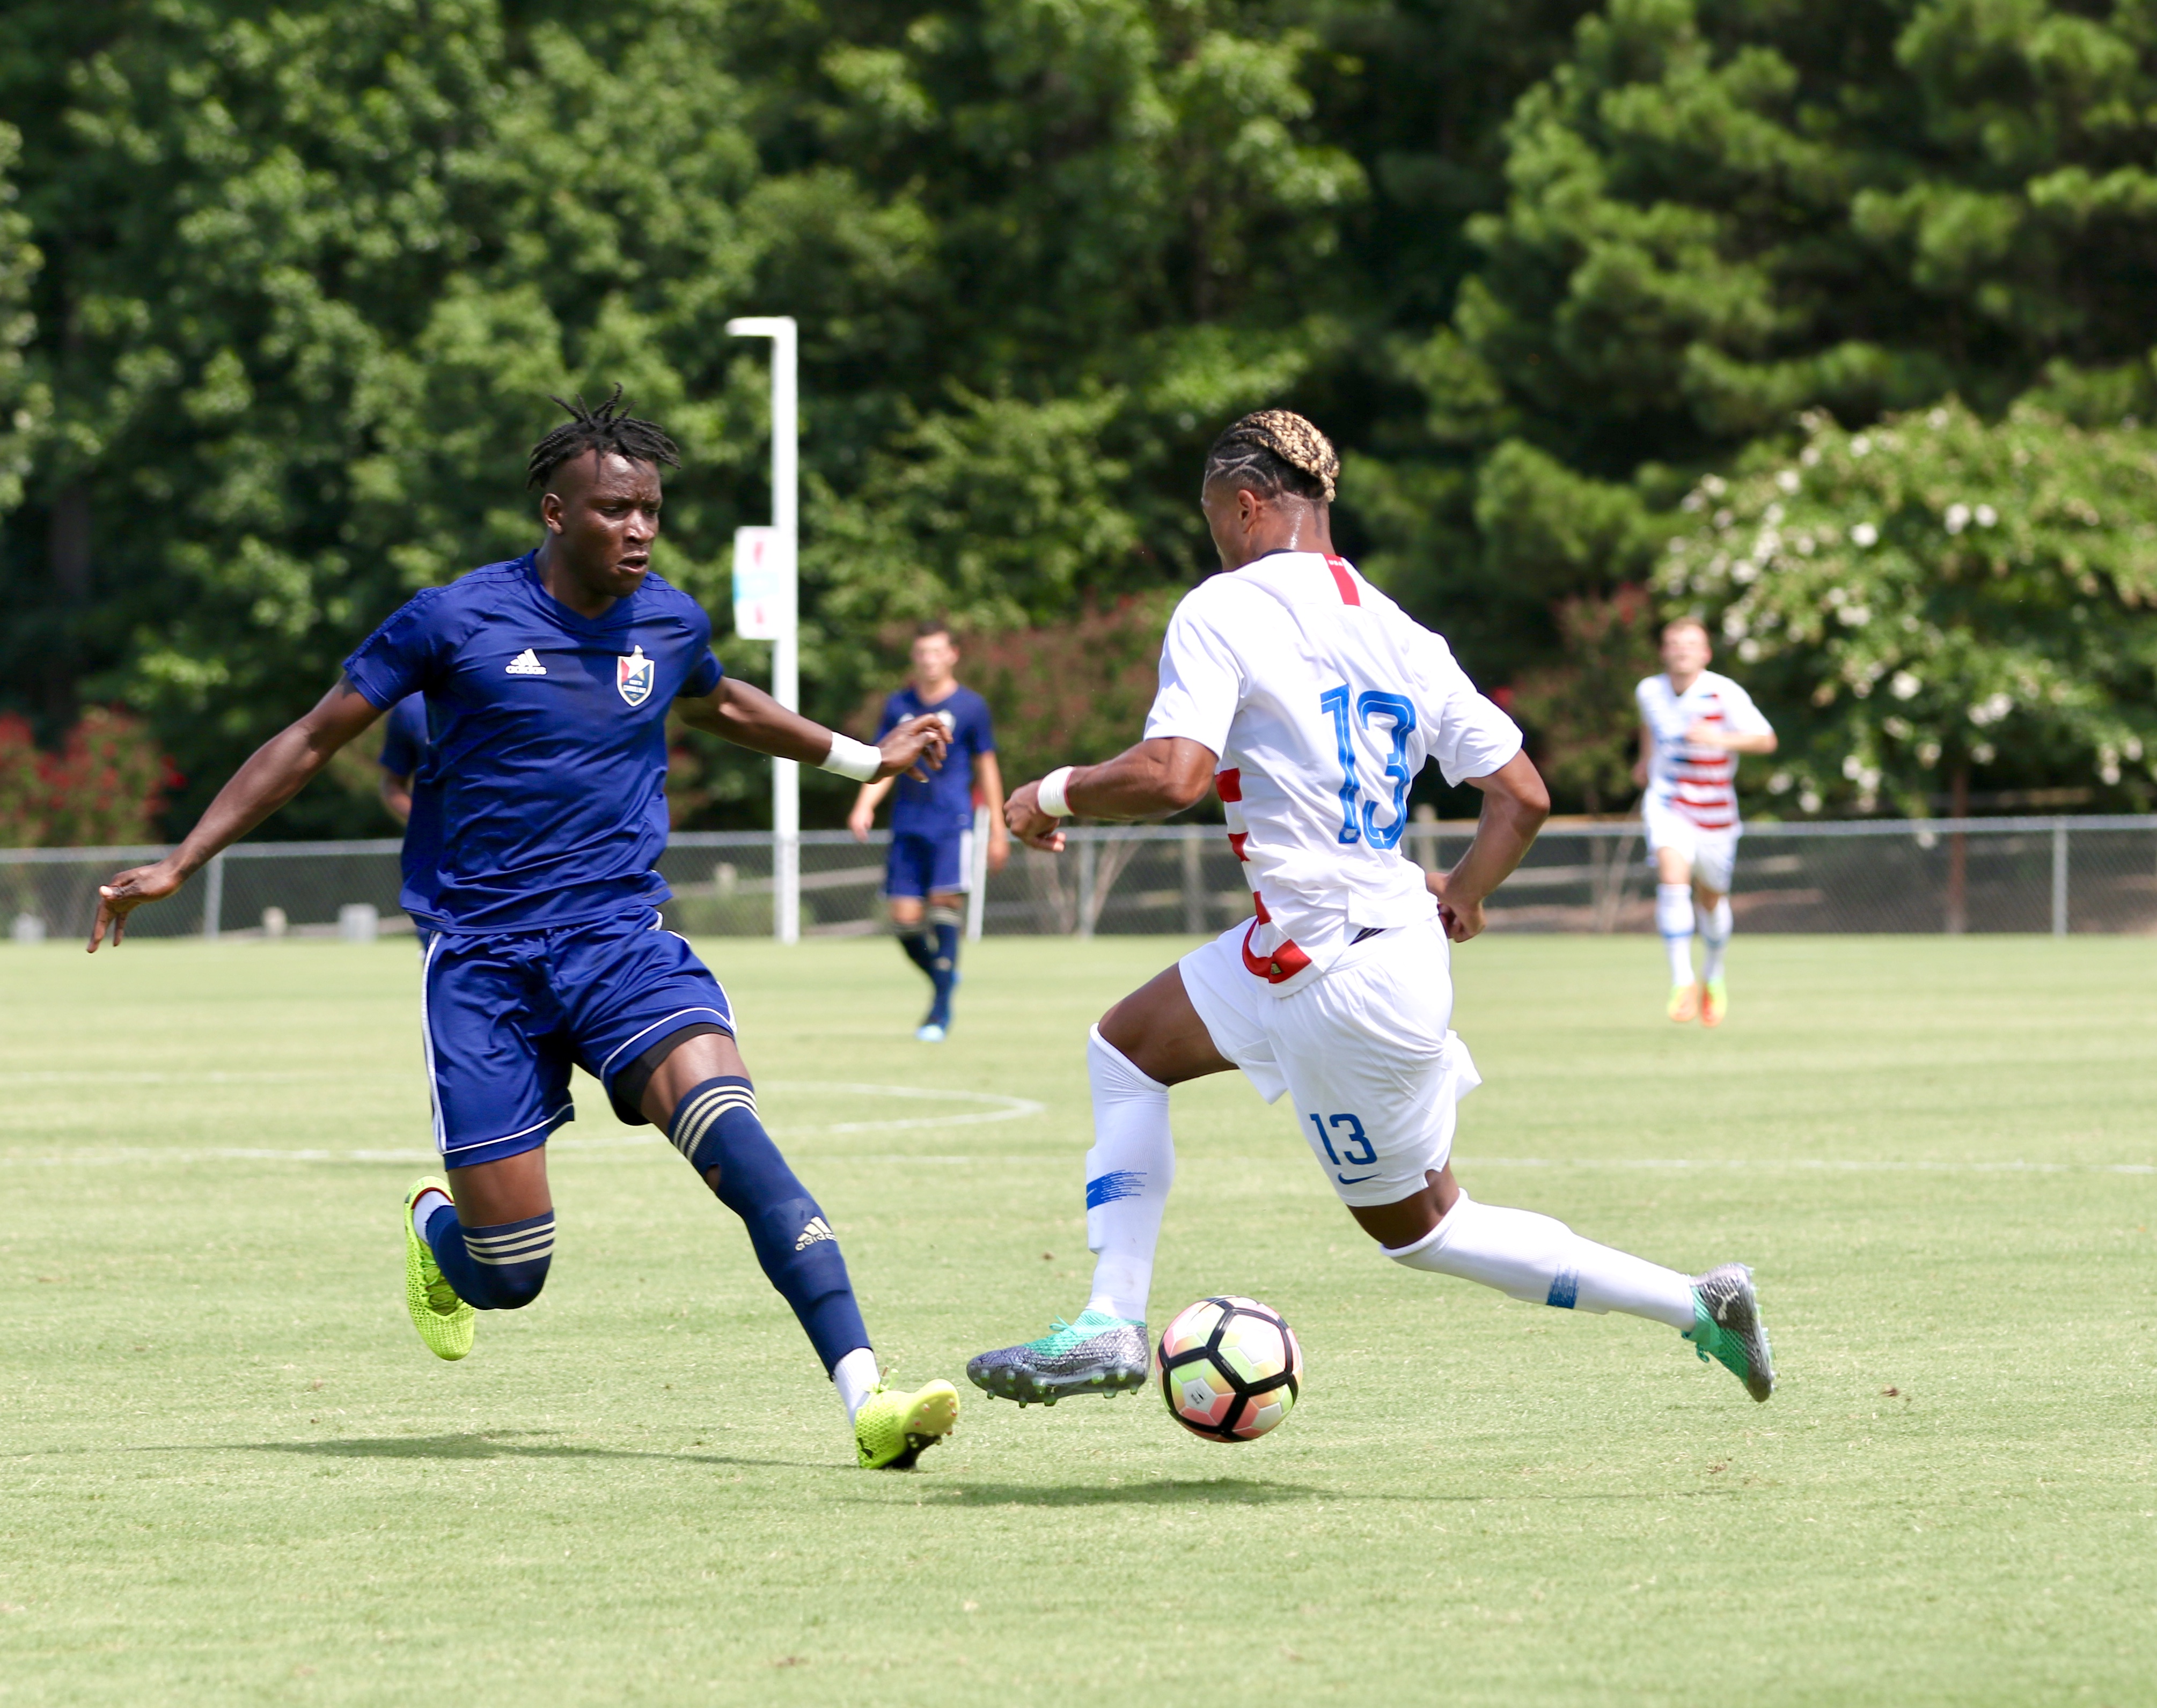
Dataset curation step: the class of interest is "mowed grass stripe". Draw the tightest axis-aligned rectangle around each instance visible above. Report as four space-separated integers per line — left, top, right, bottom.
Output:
1 934 2151 1706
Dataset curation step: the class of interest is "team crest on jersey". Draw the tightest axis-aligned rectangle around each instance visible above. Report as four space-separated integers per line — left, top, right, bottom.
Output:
617 646 655 707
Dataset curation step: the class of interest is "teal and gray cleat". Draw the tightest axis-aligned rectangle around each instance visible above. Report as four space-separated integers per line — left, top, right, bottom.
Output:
1684 1262 1774 1402
967 1307 1150 1405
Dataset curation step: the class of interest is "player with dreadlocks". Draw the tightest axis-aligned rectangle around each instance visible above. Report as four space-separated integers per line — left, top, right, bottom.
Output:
967 409 1776 1411
90 388 965 1469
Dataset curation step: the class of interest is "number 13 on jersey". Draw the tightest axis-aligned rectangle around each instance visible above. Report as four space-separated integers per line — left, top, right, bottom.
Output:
1319 685 1417 849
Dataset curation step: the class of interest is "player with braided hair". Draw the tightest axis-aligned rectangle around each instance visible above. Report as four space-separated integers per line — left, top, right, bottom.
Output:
89 391 966 1469
967 409 1775 1411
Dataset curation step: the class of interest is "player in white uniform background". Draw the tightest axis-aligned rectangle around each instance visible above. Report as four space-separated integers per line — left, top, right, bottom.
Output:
1633 620 1778 1026
966 411 1773 1408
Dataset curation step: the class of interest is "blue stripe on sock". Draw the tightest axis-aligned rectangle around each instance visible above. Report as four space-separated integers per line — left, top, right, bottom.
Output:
1086 1170 1145 1210
1546 1268 1579 1310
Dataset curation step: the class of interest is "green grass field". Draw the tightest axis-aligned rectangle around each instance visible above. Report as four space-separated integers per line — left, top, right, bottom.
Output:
3 932 2153 1705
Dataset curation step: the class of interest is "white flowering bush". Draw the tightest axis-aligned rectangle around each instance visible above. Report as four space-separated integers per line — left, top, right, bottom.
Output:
1659 402 2157 813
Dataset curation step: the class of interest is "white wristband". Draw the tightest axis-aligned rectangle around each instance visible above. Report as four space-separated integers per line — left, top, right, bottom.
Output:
1037 765 1077 818
820 733 883 784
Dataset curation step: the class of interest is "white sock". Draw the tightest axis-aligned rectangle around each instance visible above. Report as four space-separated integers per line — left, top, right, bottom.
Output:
833 1346 881 1423
1081 1025 1175 1325
1383 1192 1697 1330
1698 896 1733 981
1656 883 1694 983
411 1188 451 1240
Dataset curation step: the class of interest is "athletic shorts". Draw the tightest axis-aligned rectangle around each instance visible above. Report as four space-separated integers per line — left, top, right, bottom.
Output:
1642 799 1739 893
1178 915 1482 1209
884 827 972 899
420 908 733 1169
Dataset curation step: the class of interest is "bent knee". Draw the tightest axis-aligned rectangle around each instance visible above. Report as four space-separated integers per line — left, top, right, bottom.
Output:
486 1256 551 1310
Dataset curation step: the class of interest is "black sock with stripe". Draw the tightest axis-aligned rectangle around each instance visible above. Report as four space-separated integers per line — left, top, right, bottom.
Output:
423 1204 555 1309
669 1077 869 1374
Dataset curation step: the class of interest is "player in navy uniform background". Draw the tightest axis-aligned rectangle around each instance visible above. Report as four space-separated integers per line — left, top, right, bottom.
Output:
846 620 1007 1040
89 390 964 1470
375 692 431 825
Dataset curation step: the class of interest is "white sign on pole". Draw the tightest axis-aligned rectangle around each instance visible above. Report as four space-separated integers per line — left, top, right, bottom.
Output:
731 526 793 640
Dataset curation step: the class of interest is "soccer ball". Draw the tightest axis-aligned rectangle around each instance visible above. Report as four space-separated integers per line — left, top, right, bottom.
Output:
1156 1296 1303 1442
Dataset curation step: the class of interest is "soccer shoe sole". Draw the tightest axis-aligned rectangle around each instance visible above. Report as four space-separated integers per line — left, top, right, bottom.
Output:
401 1176 475 1362
1692 1262 1773 1402
965 1326 1151 1406
857 1380 960 1470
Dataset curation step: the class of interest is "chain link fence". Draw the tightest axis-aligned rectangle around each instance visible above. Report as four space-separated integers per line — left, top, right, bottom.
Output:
9 815 2157 944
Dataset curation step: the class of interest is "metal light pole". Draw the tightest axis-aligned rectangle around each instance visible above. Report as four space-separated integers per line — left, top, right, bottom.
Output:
726 316 799 944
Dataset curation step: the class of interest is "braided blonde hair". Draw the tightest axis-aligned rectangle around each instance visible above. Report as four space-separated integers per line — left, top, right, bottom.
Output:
1202 408 1339 503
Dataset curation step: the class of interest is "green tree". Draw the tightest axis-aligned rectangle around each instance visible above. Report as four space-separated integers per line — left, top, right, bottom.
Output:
1659 401 2157 817
1369 0 2157 695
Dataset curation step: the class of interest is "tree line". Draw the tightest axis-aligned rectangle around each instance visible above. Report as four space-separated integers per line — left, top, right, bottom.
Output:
3 0 2156 841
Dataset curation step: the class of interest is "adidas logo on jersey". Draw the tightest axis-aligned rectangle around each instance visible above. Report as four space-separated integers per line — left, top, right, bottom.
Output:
505 649 547 676
794 1216 835 1252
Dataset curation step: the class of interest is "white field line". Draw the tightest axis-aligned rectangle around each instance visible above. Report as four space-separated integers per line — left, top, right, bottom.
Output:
0 1081 1046 1166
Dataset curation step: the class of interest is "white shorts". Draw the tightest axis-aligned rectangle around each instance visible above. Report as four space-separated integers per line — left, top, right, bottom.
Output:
1178 915 1482 1209
1643 800 1738 893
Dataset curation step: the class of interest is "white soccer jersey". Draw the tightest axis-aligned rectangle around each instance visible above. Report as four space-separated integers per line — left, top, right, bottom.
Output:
1634 670 1773 831
1145 550 1522 996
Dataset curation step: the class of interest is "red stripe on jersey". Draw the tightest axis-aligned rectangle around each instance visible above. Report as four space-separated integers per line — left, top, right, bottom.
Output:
1227 831 1249 863
1215 768 1242 803
1240 915 1311 984
1681 815 1736 830
1324 555 1359 606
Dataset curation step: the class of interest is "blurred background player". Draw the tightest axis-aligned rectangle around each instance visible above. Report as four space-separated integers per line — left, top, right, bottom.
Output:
376 691 431 824
1633 619 1778 1026
968 411 1774 1412
847 619 1008 1040
88 390 962 1470
377 692 436 952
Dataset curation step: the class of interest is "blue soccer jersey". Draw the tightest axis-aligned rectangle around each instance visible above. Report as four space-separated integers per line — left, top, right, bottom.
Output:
343 550 722 932
376 692 432 779
876 684 994 837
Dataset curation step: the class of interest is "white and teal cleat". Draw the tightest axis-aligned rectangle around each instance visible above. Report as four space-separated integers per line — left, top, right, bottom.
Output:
1684 1262 1774 1402
966 1307 1150 1405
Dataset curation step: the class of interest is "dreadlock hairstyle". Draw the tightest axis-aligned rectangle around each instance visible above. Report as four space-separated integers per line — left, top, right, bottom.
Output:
526 385 682 490
1202 408 1340 504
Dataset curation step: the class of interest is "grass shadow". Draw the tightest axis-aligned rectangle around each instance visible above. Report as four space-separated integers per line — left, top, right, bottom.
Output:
882 1476 1333 1507
124 1431 821 1471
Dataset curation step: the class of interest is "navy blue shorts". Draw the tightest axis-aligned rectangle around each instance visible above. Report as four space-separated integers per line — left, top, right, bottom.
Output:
884 827 972 899
420 909 733 1169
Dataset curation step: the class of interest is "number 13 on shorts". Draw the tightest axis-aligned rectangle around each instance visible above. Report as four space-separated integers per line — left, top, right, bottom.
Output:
1309 1111 1377 1182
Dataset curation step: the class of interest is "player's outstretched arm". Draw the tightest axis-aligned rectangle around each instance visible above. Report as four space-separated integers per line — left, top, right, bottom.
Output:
1004 737 1217 852
89 680 387 952
1428 750 1550 943
680 678 949 782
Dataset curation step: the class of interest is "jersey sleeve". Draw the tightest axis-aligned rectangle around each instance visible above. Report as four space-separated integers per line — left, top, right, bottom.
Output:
1143 590 1245 757
343 588 450 711
682 651 723 698
964 690 995 755
1716 676 1774 737
875 693 906 741
377 695 426 776
1413 631 1524 786
1634 676 1657 719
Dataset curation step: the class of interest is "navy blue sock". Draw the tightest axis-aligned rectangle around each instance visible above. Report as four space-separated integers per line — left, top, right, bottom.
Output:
896 927 936 980
669 1077 870 1374
424 1205 555 1310
928 907 961 1024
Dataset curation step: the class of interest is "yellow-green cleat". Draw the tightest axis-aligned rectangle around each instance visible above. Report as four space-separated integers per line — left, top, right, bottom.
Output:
402 1175 475 1361
855 1379 960 1469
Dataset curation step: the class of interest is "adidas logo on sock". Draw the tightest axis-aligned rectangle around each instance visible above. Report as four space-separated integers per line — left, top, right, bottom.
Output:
505 649 547 675
794 1216 835 1251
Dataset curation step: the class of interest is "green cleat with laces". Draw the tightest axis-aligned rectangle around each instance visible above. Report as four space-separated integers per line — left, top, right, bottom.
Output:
1684 1263 1773 1401
402 1175 475 1361
966 1307 1150 1405
855 1379 960 1469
